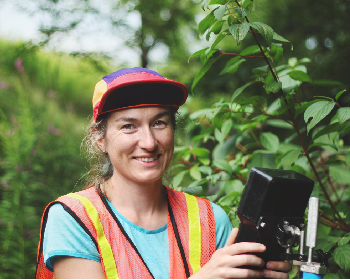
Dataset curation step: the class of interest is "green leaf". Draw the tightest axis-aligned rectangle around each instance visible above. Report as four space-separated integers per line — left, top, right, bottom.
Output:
270 43 283 65
210 21 224 34
213 159 232 175
316 238 335 253
250 22 274 43
192 57 218 92
312 122 343 140
312 79 343 87
240 45 260 55
211 31 227 49
182 185 205 196
304 101 335 134
329 165 350 184
339 235 350 246
273 32 290 43
198 10 217 36
260 132 279 153
188 47 209 62
214 4 226 20
277 149 301 169
209 0 226 4
221 119 233 138
234 7 248 18
336 89 346 100
201 0 210 10
229 22 250 44
287 70 312 83
220 57 245 75
264 81 282 93
214 127 224 143
252 65 269 75
337 107 350 124
190 164 202 180
266 119 293 129
345 153 350 168
231 81 254 103
334 244 350 272
172 170 187 189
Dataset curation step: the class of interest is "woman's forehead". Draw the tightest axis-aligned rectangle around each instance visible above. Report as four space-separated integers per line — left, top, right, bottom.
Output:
109 106 171 120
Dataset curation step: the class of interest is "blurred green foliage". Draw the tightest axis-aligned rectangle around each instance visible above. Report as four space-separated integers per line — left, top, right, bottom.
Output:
0 40 109 278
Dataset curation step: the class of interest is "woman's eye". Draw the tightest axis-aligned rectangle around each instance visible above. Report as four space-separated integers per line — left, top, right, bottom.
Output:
154 120 167 127
122 124 134 129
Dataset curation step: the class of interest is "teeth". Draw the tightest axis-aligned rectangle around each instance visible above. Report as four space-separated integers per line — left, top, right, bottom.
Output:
136 156 158 162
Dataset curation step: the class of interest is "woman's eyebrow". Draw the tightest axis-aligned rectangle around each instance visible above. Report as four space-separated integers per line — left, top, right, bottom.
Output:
114 117 137 123
114 111 170 123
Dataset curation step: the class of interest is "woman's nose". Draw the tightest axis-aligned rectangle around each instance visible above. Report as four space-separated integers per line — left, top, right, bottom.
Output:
138 127 158 150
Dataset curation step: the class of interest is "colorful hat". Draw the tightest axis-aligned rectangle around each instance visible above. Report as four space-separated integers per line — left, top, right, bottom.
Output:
92 67 188 121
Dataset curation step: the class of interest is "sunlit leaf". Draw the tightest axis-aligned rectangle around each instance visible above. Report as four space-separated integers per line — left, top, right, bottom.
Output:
172 170 187 189
190 164 202 180
260 132 279 153
287 70 312 83
337 107 350 124
229 22 250 44
198 9 217 36
273 32 290 43
214 4 227 20
277 149 301 169
240 45 260 56
336 89 346 100
304 101 335 134
234 7 248 18
250 22 274 43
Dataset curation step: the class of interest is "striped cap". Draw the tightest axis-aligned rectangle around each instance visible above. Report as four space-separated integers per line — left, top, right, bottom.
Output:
92 67 188 121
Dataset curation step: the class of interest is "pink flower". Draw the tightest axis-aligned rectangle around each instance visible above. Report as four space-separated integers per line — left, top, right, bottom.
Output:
15 59 25 74
49 124 61 136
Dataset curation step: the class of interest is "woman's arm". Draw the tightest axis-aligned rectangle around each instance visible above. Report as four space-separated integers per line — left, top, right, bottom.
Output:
190 228 292 279
53 257 106 279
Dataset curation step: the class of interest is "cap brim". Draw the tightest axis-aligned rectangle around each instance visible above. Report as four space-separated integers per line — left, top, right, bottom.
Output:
98 80 188 118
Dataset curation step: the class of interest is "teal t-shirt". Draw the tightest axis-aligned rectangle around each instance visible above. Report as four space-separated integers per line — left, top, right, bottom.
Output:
43 197 232 279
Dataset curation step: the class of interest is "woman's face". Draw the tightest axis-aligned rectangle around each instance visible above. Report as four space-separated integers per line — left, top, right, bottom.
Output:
101 106 174 185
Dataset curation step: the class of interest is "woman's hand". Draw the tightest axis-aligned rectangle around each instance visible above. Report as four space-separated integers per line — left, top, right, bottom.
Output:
190 228 292 279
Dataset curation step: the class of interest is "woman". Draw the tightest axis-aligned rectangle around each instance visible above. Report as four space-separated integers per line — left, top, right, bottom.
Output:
36 67 291 279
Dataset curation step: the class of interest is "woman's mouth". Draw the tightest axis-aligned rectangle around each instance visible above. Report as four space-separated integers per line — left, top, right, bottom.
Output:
134 155 160 162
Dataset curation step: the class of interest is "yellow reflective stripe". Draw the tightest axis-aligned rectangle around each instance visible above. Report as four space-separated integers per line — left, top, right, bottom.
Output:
67 193 118 279
184 193 202 274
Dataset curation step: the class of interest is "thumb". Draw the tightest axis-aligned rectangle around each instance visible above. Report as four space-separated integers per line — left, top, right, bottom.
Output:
225 228 239 246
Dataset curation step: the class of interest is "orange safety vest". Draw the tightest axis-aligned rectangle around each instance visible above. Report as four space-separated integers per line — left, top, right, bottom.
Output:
36 186 216 279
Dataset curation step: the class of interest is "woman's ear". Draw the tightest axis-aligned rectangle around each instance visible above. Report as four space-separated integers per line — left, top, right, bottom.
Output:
92 128 106 152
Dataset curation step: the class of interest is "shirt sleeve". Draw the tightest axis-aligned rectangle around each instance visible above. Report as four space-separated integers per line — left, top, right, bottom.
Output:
211 202 233 250
43 203 100 271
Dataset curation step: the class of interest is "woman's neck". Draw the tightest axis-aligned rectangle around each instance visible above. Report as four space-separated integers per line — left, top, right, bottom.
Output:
102 175 168 230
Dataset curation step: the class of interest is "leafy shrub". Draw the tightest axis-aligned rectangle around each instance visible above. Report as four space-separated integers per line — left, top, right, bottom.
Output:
171 0 350 277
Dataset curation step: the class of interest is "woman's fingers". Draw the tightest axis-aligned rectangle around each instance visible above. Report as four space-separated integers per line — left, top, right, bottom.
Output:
218 268 264 279
266 261 292 272
263 261 292 279
225 228 239 246
224 254 265 268
225 242 266 256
